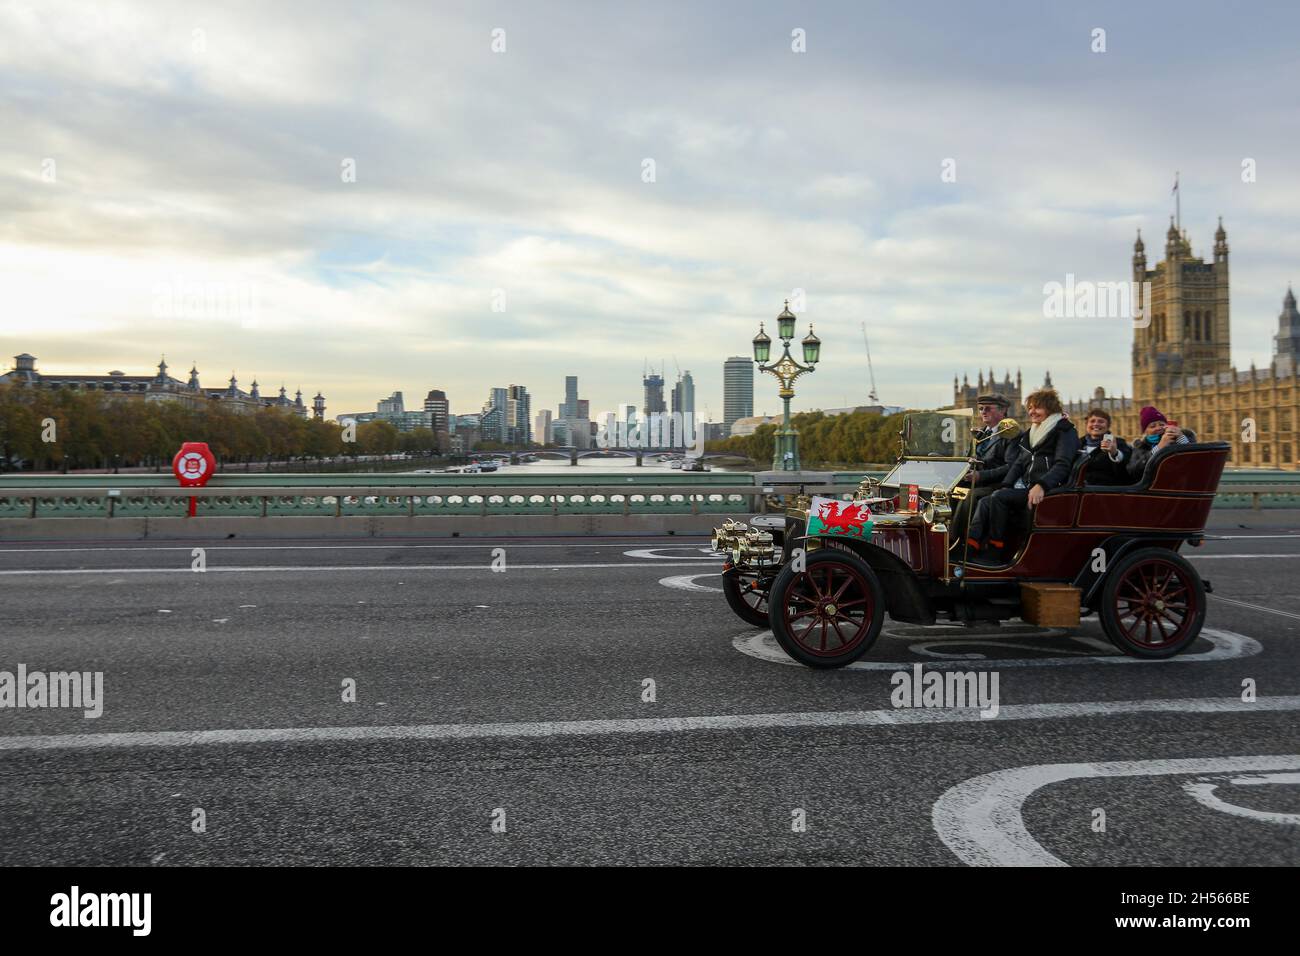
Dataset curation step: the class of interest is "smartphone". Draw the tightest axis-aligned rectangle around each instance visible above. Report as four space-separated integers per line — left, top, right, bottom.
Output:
1166 420 1179 428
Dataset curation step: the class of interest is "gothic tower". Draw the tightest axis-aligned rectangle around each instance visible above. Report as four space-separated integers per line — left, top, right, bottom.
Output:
1275 286 1300 377
1131 216 1231 404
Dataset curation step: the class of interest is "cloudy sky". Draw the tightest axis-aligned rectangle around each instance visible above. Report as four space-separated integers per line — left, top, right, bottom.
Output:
3 0 1298 420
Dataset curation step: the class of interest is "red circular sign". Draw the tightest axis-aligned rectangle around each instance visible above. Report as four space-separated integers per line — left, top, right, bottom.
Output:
172 442 216 488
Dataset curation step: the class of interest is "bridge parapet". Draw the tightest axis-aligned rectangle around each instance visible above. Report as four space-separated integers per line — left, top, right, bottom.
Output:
2 472 1296 520
0 480 871 519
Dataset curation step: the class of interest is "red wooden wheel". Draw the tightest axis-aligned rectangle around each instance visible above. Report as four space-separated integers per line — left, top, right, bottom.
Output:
770 549 885 668
1099 548 1206 658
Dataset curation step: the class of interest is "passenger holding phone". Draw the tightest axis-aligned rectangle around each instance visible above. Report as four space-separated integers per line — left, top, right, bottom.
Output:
1127 405 1196 480
1077 408 1130 485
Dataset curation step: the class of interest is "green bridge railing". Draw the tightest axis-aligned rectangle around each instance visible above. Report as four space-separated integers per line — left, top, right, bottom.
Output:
0 469 1296 518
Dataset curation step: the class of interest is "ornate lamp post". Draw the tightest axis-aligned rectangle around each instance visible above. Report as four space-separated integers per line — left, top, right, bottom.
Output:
752 300 821 471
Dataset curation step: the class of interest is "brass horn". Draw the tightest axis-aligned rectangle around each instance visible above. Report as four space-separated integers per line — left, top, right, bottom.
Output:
971 417 1021 440
992 418 1021 440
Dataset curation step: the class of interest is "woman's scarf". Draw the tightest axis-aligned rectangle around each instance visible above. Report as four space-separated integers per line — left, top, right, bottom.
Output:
1028 412 1063 449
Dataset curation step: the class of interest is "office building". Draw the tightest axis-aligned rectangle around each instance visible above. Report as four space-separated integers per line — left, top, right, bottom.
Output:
723 356 754 436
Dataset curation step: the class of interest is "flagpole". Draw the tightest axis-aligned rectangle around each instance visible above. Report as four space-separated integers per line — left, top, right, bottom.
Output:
1174 171 1180 233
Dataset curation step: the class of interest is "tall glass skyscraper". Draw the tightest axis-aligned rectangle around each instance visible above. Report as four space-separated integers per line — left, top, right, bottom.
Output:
643 371 665 415
723 357 753 436
560 375 578 420
671 370 695 448
507 384 531 445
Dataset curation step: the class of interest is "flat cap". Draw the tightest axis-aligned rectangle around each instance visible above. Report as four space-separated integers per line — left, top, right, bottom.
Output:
975 393 1010 409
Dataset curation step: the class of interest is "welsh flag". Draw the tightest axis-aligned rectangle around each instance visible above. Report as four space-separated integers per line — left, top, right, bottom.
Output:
806 496 874 538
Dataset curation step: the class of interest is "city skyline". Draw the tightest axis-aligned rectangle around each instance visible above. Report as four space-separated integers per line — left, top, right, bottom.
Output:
5 3 1300 417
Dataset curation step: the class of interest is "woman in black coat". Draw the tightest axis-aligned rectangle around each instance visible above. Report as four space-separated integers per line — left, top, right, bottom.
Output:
967 388 1079 563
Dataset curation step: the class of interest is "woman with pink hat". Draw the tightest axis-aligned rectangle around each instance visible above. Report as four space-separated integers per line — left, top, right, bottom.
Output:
1127 405 1196 479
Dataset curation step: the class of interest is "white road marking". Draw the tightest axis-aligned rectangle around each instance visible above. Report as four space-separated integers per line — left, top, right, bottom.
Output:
1182 773 1300 826
0 561 720 576
2 697 1297 754
1210 594 1300 622
733 626 1260 669
910 640 1100 659
623 547 719 561
658 573 723 593
933 755 1300 867
1185 553 1300 559
0 541 710 554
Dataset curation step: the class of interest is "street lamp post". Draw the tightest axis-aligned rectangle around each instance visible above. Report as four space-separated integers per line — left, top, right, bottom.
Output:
752 300 821 471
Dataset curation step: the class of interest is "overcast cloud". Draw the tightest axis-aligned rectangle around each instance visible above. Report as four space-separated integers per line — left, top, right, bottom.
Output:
3 0 1298 418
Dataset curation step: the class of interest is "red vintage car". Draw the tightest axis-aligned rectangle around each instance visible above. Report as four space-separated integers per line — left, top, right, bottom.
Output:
713 413 1227 668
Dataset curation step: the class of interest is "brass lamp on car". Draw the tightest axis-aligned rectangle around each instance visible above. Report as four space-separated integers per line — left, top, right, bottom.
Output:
924 486 952 532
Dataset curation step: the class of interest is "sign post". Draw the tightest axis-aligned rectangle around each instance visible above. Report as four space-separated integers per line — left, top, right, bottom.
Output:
171 442 216 517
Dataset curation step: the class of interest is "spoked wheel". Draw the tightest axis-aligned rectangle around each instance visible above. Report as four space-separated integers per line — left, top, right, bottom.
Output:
722 566 774 627
769 549 886 668
1099 547 1206 659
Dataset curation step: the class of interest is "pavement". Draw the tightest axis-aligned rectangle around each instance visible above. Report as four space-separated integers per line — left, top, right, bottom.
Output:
0 527 1297 866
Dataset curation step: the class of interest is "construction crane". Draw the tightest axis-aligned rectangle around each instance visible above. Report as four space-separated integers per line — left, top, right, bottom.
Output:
860 322 880 403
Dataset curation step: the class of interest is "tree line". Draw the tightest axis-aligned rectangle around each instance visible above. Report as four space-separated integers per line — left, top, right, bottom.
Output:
706 409 909 466
0 386 446 471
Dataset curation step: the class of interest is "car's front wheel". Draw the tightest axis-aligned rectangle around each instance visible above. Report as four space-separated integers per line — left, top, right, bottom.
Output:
721 566 773 627
769 548 886 668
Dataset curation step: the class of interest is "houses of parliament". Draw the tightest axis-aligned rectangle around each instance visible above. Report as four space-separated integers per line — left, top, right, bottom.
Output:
954 218 1300 470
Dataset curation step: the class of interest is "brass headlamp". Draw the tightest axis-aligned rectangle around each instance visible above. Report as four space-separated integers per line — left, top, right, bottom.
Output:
923 486 953 532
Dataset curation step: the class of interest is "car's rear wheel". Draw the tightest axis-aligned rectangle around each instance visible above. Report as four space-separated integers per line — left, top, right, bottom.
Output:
721 566 773 627
769 549 885 668
1099 547 1206 658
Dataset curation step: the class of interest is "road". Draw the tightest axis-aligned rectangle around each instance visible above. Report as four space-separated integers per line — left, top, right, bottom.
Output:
0 530 1297 866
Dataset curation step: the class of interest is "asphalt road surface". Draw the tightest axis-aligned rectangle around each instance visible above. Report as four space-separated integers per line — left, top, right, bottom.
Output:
1 529 1297 866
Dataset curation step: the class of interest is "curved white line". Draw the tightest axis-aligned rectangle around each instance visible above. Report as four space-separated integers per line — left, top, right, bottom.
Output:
909 648 986 660
1182 775 1300 826
658 573 723 593
933 756 1300 867
624 548 719 561
732 626 1261 670
909 640 1101 660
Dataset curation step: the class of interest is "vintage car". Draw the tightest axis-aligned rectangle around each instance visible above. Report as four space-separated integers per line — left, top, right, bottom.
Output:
713 412 1227 668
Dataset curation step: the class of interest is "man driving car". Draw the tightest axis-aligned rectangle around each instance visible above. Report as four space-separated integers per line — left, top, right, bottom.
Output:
949 393 1018 546
966 388 1078 563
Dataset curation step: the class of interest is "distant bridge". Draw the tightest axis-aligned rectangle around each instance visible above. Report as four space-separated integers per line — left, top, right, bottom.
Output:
509 448 748 466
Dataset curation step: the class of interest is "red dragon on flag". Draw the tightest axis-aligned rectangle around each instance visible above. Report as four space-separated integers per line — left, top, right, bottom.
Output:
807 496 874 538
